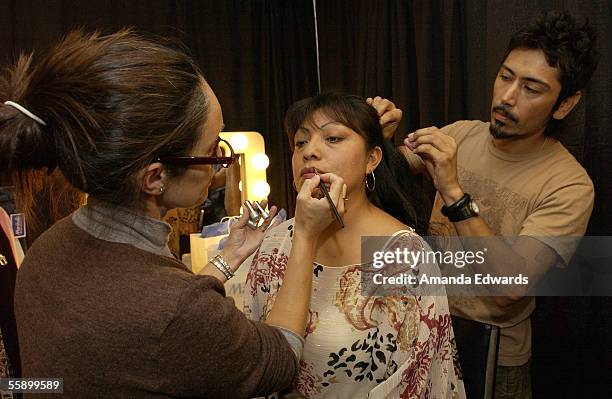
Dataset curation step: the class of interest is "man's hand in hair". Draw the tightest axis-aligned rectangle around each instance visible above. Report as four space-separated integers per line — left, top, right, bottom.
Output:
367 96 403 140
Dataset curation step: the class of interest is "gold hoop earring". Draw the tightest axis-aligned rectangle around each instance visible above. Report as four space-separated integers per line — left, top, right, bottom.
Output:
365 171 376 192
160 186 165 193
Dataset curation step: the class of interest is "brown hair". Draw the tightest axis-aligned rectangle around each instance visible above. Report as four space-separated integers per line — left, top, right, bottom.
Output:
0 29 209 207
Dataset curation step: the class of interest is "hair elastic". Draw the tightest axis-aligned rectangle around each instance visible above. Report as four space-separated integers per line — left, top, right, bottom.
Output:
3 101 47 126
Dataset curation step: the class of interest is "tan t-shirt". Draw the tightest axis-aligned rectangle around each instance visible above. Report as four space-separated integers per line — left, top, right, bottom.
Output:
427 120 594 366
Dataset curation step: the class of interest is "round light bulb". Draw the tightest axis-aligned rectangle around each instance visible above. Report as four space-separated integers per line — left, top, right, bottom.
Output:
251 153 270 170
252 181 270 199
229 133 249 152
238 181 243 192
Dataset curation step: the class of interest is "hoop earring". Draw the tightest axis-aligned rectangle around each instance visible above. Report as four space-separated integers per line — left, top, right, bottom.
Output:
160 186 165 193
365 171 376 192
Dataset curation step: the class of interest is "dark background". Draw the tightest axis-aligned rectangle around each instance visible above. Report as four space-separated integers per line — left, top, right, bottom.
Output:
1 0 610 397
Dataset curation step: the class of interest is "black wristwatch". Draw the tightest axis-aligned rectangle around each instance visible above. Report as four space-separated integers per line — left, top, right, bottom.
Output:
441 193 479 222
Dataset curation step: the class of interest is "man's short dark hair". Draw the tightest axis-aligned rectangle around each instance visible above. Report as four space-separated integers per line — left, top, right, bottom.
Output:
504 10 599 103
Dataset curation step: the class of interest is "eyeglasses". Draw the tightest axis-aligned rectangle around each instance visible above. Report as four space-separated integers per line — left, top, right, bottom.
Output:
157 137 236 167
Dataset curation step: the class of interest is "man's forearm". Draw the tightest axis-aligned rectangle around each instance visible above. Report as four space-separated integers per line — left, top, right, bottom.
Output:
454 215 526 271
445 208 559 307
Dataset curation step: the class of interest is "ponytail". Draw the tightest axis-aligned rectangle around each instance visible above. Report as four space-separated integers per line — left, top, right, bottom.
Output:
0 54 56 172
0 29 208 206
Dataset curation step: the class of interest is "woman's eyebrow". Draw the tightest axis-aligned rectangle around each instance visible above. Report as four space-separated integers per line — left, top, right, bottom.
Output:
317 121 342 129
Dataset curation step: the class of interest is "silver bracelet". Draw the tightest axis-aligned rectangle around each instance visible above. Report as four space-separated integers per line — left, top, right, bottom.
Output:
210 253 234 280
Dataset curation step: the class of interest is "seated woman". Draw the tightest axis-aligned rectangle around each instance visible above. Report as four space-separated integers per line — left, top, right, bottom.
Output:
244 93 465 398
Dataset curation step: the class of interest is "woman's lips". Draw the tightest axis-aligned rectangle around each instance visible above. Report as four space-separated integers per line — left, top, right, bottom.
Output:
300 167 324 179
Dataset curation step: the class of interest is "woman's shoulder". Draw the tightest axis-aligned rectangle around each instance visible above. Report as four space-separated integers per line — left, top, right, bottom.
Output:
363 208 433 253
367 207 416 236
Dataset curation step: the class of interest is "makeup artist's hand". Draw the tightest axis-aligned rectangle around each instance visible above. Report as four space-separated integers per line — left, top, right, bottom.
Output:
295 173 346 238
367 96 403 140
221 200 280 272
404 127 463 204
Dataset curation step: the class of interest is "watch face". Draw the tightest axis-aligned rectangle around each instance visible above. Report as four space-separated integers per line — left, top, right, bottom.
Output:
469 200 480 214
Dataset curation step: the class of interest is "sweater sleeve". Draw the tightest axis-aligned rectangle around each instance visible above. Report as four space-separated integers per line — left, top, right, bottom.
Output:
157 275 298 399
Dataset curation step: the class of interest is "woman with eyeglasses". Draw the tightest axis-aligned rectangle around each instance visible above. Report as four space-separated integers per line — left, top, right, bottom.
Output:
0 30 342 398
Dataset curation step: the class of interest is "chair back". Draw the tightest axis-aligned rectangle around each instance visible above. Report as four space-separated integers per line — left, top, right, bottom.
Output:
452 315 500 399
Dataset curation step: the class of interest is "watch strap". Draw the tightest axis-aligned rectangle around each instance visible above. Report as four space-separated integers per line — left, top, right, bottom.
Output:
441 193 479 222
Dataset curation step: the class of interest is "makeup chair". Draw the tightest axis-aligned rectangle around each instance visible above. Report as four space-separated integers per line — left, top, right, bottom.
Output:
452 315 499 399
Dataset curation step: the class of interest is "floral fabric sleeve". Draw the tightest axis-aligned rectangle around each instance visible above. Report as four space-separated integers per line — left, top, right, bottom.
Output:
243 221 295 399
368 232 465 399
243 220 293 322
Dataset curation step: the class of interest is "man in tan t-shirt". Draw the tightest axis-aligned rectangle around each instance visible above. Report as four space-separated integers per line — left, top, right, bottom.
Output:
395 11 598 399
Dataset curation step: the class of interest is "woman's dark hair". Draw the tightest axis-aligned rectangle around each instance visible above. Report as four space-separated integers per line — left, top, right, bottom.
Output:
0 29 209 207
285 92 429 235
504 10 599 105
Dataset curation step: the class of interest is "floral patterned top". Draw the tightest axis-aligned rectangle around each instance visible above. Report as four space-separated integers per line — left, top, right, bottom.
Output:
244 219 465 399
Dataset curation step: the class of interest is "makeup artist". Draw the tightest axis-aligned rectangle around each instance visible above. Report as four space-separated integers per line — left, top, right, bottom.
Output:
0 29 341 398
397 11 598 398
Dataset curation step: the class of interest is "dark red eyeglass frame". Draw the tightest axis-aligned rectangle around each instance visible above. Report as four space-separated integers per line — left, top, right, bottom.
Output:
157 137 236 167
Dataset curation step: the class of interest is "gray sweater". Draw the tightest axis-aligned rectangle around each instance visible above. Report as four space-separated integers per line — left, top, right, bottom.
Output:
14 202 298 398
